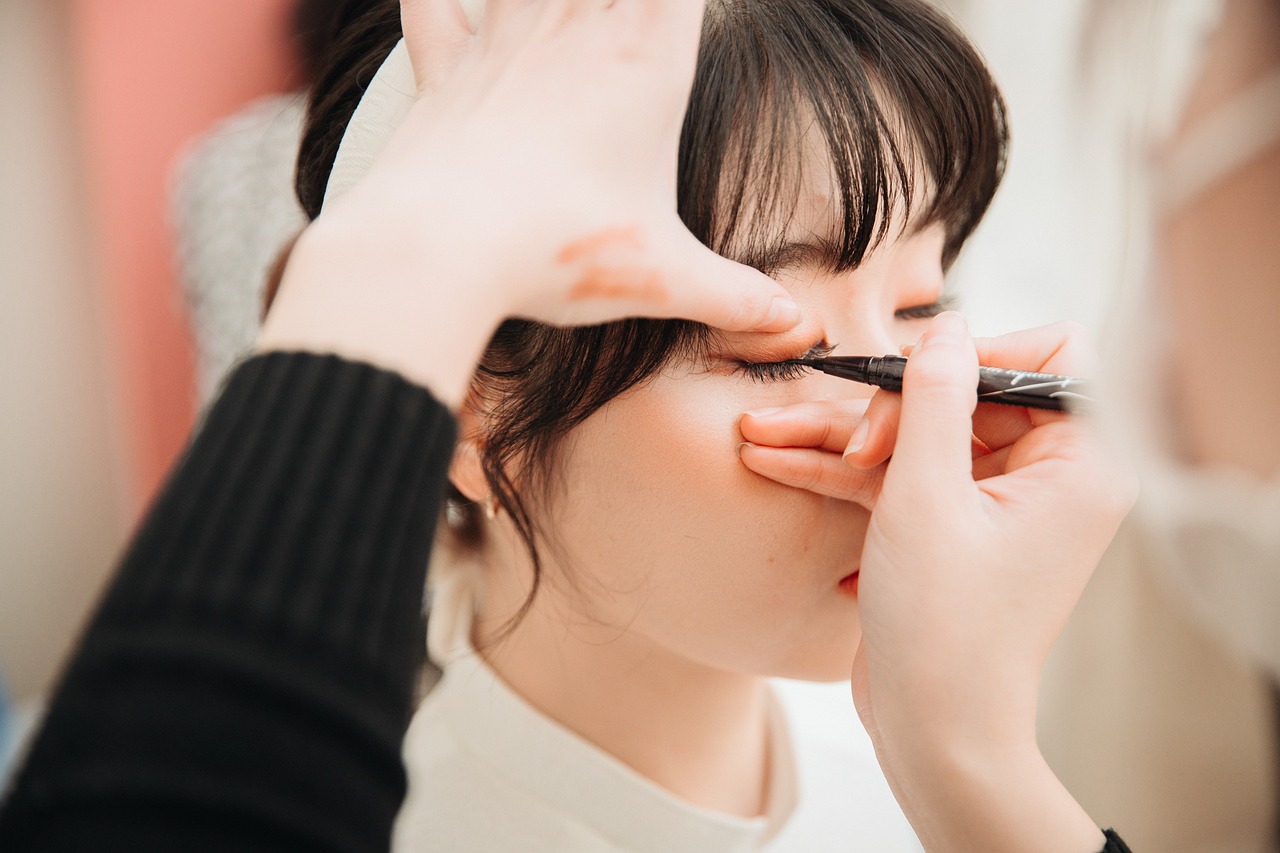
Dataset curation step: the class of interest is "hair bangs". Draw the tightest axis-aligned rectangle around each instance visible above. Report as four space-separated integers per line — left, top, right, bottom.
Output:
679 0 1008 274
295 0 1010 631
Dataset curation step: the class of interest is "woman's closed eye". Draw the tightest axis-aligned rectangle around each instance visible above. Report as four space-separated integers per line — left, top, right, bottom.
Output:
732 341 835 383
895 293 958 321
734 361 812 382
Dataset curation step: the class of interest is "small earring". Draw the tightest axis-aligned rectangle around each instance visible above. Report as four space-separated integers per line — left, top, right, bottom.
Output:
483 494 499 521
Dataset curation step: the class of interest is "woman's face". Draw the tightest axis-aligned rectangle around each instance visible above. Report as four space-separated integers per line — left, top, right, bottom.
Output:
532 163 950 682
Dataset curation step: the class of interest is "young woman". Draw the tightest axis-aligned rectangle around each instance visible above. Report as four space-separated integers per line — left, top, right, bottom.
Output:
0 0 1133 850
287 0 1131 850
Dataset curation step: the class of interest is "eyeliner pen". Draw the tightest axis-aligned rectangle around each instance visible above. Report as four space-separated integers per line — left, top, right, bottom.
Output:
786 355 1091 412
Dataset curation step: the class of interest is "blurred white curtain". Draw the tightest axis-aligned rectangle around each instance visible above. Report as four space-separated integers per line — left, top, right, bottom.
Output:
0 0 128 767
934 1 1277 850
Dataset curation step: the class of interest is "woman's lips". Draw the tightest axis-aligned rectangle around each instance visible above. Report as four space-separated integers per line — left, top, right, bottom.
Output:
838 571 860 596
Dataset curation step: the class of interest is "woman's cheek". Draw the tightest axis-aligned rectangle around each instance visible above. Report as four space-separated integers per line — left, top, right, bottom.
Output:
672 378 793 455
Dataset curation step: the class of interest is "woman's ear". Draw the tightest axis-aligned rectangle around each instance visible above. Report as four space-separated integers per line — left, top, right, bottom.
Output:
449 392 490 503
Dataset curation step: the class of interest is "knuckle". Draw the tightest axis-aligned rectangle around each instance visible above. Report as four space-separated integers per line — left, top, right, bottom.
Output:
813 415 836 448
795 461 825 493
836 469 875 505
1048 320 1094 350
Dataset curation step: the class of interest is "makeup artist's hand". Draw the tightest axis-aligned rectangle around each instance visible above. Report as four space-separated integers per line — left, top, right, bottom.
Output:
259 0 799 407
740 315 1135 852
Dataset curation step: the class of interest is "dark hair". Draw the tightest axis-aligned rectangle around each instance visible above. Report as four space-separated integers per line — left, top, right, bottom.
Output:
292 0 372 83
294 0 1007 623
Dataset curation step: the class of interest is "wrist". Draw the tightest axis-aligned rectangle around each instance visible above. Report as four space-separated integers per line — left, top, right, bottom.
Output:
868 656 1042 764
877 732 1102 853
256 211 506 408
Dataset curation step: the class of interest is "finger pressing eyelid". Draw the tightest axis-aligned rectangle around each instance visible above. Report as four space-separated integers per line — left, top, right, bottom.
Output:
657 225 805 334
712 324 826 363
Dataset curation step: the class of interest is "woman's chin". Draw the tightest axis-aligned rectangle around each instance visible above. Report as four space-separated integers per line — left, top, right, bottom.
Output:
766 629 862 683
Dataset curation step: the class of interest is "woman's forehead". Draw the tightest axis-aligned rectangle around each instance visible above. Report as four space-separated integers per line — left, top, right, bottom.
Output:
679 0 1005 274
721 120 937 274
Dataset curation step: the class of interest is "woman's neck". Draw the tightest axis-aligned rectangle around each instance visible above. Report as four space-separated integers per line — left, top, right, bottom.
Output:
472 564 775 820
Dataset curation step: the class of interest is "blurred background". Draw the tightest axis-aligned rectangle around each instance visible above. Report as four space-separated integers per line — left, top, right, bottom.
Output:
0 0 307 764
1 1 1277 850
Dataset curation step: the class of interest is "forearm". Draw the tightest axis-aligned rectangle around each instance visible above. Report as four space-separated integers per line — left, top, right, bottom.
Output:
0 353 456 851
879 733 1105 853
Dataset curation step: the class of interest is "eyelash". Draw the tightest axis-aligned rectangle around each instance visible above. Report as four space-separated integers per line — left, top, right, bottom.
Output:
733 341 834 383
895 295 957 321
735 361 812 382
732 297 956 382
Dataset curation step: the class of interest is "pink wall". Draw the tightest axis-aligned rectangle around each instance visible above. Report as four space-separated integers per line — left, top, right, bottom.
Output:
70 0 303 515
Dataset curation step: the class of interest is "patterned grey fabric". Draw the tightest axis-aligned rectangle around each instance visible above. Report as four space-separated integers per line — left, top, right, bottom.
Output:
171 93 309 403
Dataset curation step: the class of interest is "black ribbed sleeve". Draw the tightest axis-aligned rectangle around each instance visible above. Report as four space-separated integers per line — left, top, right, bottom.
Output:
0 352 456 852
1102 828 1133 852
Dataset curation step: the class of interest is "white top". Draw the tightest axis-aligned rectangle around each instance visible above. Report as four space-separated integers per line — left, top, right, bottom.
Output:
392 570 921 852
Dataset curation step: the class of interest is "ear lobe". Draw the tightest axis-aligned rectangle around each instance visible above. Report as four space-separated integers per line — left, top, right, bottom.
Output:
449 390 490 503
449 438 489 503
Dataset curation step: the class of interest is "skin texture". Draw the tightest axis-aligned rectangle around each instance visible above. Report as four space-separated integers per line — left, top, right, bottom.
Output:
559 226 670 303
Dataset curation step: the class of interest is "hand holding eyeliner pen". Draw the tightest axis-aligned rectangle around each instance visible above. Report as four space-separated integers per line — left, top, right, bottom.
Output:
785 355 1091 412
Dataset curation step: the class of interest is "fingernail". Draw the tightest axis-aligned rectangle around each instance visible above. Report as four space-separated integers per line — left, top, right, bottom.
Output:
736 441 756 458
745 407 783 419
899 343 916 356
759 296 801 331
843 419 870 459
918 311 968 350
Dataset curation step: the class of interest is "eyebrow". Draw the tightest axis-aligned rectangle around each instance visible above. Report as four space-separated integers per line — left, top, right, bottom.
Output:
733 196 947 277
733 236 841 277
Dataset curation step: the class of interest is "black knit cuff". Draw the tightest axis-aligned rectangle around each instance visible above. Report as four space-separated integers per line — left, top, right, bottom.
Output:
97 351 457 706
0 352 458 851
